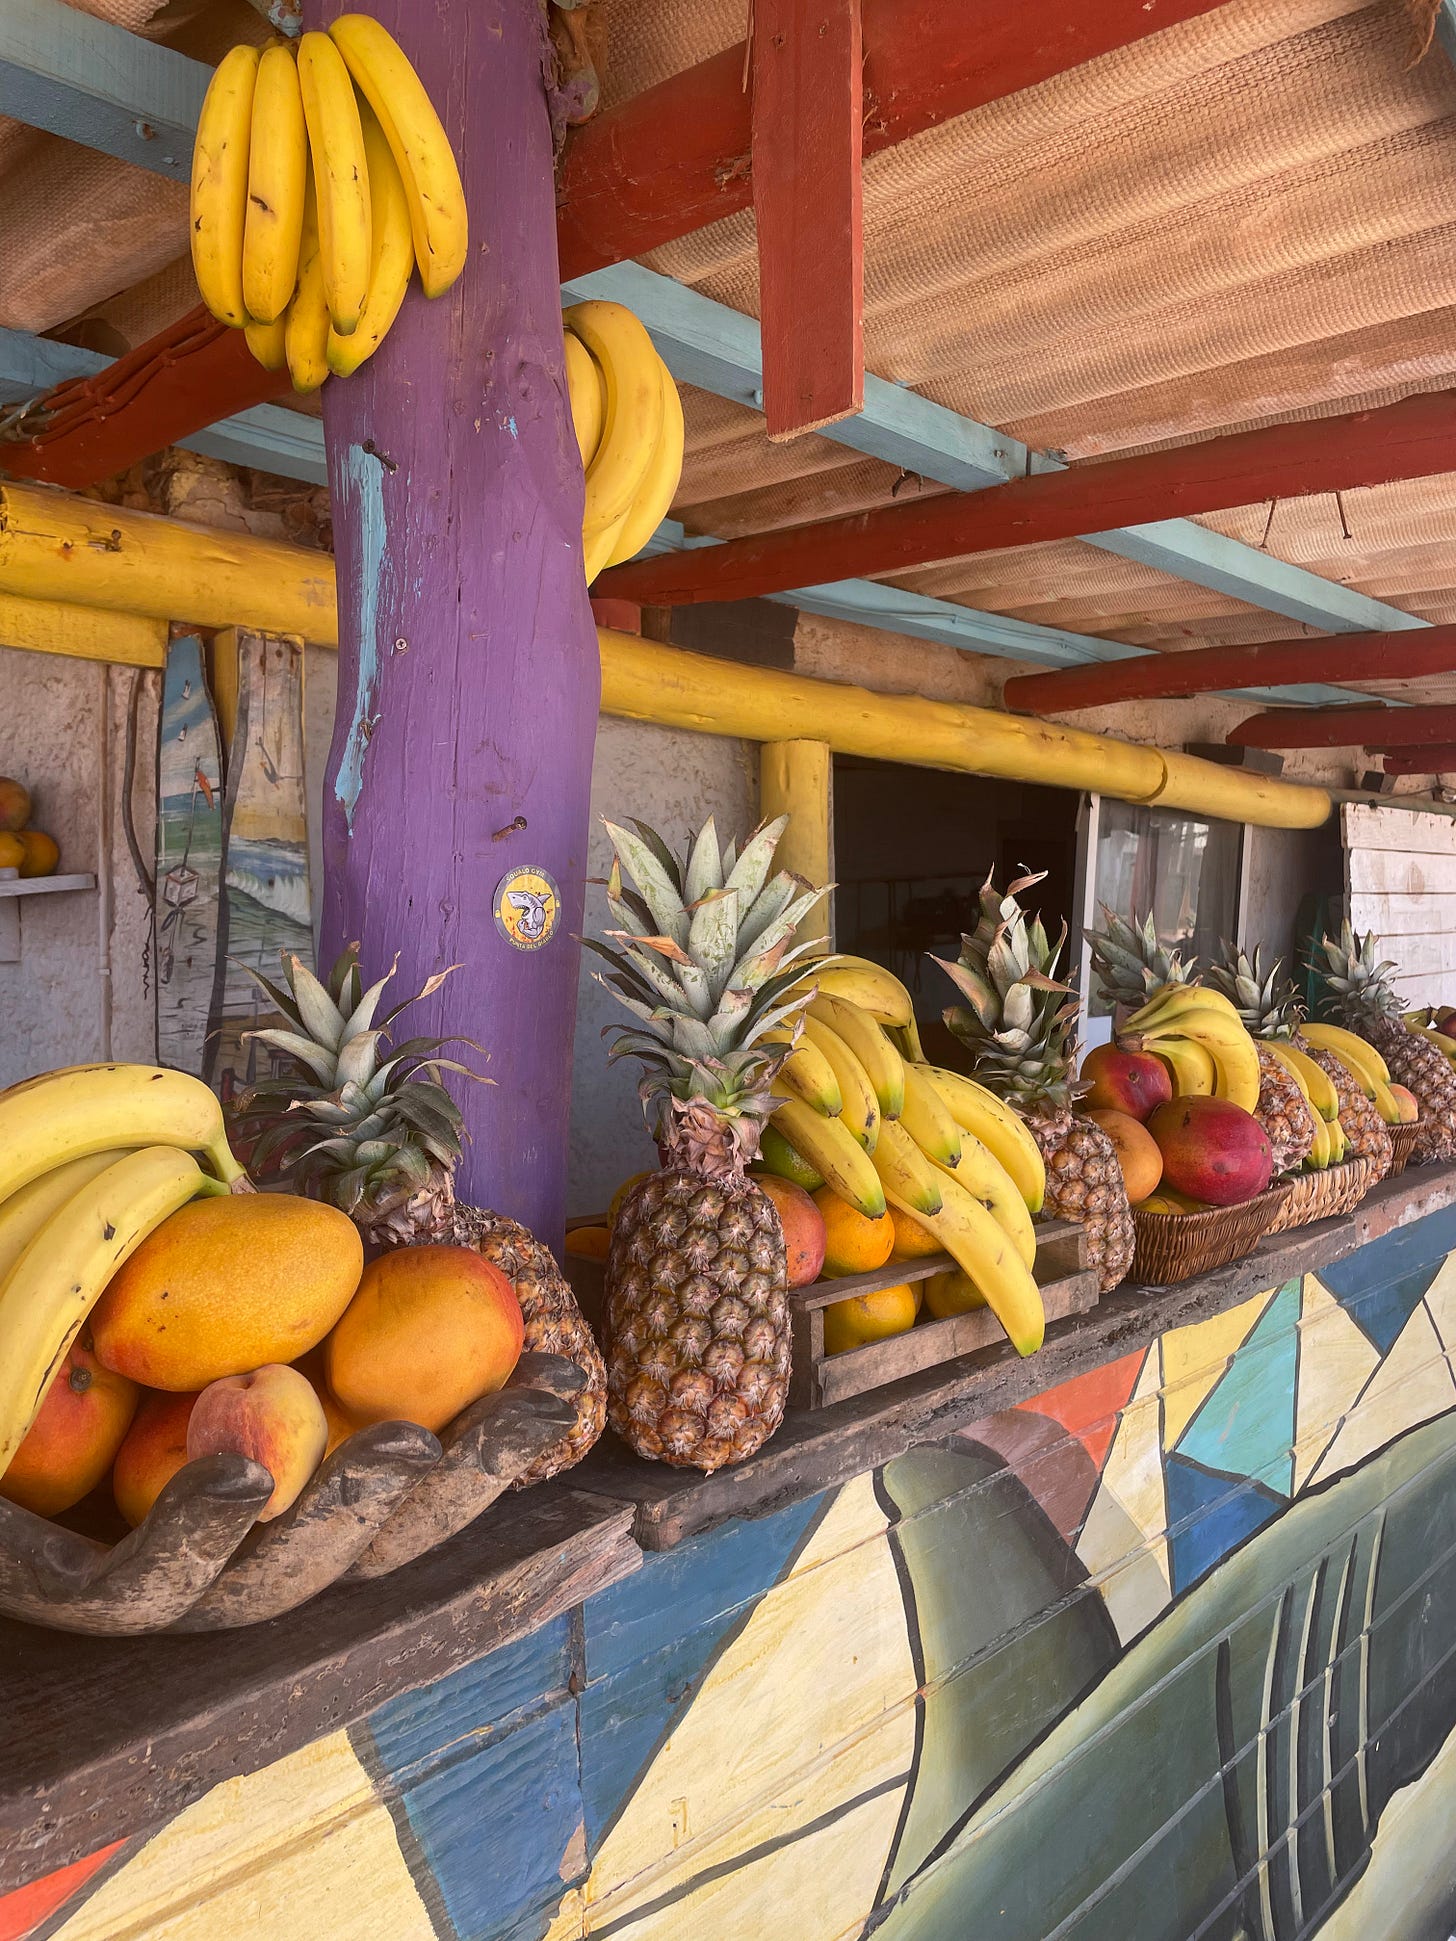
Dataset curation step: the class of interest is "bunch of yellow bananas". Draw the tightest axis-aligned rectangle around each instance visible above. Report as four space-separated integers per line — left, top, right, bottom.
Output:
563 302 686 582
756 956 1048 1358
0 1066 246 1481
1122 983 1263 1113
191 17 467 394
1298 1024 1409 1129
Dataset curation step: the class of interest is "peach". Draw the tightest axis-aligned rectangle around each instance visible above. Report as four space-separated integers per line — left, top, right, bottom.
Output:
187 1363 327 1522
755 1176 826 1287
0 1331 139 1519
1388 1083 1421 1124
1085 1108 1164 1204
1079 1044 1172 1123
1148 1097 1272 1207
112 1390 200 1527
0 778 30 834
326 1244 524 1434
813 1187 895 1277
16 830 58 878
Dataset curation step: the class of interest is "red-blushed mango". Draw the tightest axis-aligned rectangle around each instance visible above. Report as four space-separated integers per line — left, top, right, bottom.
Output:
187 1363 328 1522
755 1176 826 1287
1079 1044 1173 1123
0 1331 139 1518
1148 1097 1273 1206
112 1389 200 1527
92 1194 364 1391
326 1244 524 1434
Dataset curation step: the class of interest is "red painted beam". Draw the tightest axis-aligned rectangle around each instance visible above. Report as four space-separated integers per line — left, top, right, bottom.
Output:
1001 623 1456 714
1230 705 1456 750
751 0 864 441
1379 745 1456 775
555 0 1237 278
599 389 1456 608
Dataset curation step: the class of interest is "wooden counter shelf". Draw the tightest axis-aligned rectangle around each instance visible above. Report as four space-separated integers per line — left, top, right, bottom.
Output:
2 1162 1454 1896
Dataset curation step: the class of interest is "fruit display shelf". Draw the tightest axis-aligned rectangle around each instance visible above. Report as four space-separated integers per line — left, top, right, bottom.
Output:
0 871 96 962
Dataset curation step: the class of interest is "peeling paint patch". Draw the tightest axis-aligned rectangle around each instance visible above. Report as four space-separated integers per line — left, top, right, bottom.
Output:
335 443 387 831
507 416 519 438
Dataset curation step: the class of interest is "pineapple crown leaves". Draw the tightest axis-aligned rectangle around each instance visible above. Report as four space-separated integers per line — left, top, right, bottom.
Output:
1206 940 1306 1038
1311 920 1403 1021
1086 907 1195 1009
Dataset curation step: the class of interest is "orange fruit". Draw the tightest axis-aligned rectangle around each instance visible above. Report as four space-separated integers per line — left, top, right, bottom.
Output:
564 1224 610 1261
1086 1107 1164 1204
0 1331 139 1518
924 1269 986 1319
813 1186 895 1276
823 1283 918 1355
16 829 59 878
0 833 24 872
888 1205 942 1260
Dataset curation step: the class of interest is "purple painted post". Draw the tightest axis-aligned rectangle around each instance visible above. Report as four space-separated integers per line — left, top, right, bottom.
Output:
305 0 598 1246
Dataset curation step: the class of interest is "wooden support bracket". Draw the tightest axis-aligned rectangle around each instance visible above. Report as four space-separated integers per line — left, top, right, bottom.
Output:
1231 703 1456 750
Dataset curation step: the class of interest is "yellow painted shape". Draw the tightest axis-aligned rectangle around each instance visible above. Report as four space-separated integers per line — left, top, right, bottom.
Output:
1291 1276 1381 1493
0 591 166 666
760 739 831 932
1420 1248 1456 1347
1306 1300 1456 1491
1075 1346 1172 1644
208 626 241 755
547 1471 916 1939
1160 1287 1272 1450
1318 1718 1456 1941
52 1730 434 1941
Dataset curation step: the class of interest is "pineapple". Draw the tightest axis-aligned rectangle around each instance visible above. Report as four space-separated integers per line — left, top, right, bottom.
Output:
1085 909 1190 1025
1204 946 1316 1175
232 947 606 1482
1297 1040 1392 1176
939 874 1133 1293
590 812 824 1472
1314 923 1456 1163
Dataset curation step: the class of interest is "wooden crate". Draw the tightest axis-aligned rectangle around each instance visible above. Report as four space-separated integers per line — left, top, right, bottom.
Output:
563 1218 1098 1414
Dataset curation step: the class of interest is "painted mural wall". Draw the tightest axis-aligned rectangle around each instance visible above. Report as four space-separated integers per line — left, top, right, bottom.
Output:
9 1204 1456 1941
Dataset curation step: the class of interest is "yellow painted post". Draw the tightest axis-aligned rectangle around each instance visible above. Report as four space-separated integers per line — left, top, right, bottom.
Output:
0 592 166 666
208 627 242 755
761 739 833 939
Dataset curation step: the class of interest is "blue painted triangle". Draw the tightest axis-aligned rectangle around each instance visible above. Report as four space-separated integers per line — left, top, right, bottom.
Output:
1316 1246 1445 1357
1177 1278 1301 1496
1165 1453 1283 1596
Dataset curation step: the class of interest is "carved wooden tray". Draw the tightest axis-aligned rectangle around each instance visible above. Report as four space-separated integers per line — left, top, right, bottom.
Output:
0 1353 584 1636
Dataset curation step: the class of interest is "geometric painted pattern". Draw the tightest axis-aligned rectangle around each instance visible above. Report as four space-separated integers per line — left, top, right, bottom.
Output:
1175 1276 1300 1495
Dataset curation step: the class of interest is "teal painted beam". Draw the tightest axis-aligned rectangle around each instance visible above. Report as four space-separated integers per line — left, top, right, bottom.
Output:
0 0 204 181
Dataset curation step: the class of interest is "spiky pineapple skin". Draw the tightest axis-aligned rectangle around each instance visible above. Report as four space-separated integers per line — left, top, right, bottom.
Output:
604 1170 790 1472
1253 1043 1316 1175
1027 1107 1134 1293
1359 1016 1456 1163
452 1205 607 1484
1297 1040 1392 1175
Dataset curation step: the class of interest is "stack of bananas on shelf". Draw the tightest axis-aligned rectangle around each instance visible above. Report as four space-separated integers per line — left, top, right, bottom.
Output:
1298 1024 1411 1133
1120 984 1263 1112
191 17 467 392
755 956 1048 1357
564 302 686 582
0 1066 245 1477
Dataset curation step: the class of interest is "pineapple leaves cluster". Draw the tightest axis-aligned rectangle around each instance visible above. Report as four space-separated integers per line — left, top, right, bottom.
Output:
1312 921 1403 1023
587 814 824 1163
233 947 485 1217
1087 908 1192 1012
1206 942 1305 1040
932 871 1082 1110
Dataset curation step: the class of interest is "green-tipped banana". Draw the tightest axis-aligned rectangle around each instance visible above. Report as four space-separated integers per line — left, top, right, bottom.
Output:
898 1061 961 1166
934 1136 1036 1270
770 1100 885 1219
917 1067 1045 1214
767 1028 843 1118
869 1120 945 1219
885 1167 1044 1357
800 1014 880 1151
0 1064 244 1203
808 995 905 1120
754 1124 825 1193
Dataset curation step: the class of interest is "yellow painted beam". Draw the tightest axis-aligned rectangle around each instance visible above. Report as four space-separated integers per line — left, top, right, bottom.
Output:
0 590 166 666
209 626 242 755
761 739 833 932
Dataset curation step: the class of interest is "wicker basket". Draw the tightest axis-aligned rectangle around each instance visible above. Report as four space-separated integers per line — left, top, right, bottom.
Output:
1385 1119 1424 1179
1131 1182 1294 1287
1265 1155 1377 1235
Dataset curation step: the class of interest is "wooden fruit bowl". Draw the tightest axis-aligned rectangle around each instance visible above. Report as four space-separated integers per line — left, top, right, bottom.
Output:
0 1353 583 1637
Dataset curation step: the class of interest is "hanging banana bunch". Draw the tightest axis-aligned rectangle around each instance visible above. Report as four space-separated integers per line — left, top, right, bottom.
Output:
190 15 467 395
563 301 686 581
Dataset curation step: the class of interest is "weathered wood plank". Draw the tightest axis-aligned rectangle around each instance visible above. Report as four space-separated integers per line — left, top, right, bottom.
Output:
1347 847 1456 897
1344 801 1456 855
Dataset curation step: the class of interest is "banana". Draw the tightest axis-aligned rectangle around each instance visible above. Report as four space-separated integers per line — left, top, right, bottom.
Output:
808 996 905 1120
607 355 685 567
801 957 915 1029
564 331 606 467
1414 1023 1456 1066
766 1027 842 1119
566 302 665 553
1152 1036 1217 1098
1305 1111 1331 1171
769 1101 885 1220
800 1015 879 1151
297 31 372 336
1127 983 1241 1035
893 1015 928 1064
1207 1039 1263 1116
898 1061 961 1167
0 1150 133 1287
869 1120 944 1220
1370 1077 1405 1127
0 1064 244 1204
1265 1041 1339 1121
889 1166 1044 1357
244 314 288 372
242 42 309 325
917 1066 1045 1214
933 1136 1036 1270
754 1125 824 1194
1131 1008 1261 1114
1297 1024 1391 1091
1327 1116 1349 1165
0 1148 222 1476
326 106 414 376
284 181 331 394
328 13 467 299
190 43 261 327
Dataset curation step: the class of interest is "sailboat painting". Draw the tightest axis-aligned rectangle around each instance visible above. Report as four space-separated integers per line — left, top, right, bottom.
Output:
207 632 313 1104
154 633 225 1076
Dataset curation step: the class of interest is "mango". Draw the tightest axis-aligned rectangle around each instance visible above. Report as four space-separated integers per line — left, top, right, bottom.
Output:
0 1330 139 1518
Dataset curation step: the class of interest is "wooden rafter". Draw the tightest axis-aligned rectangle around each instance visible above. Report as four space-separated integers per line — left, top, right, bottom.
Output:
1229 705 1456 750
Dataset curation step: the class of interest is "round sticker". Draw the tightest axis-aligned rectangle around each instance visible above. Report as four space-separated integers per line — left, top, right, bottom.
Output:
494 865 562 951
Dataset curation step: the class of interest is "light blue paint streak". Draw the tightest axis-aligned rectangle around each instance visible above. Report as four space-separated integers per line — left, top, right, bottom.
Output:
333 443 387 831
